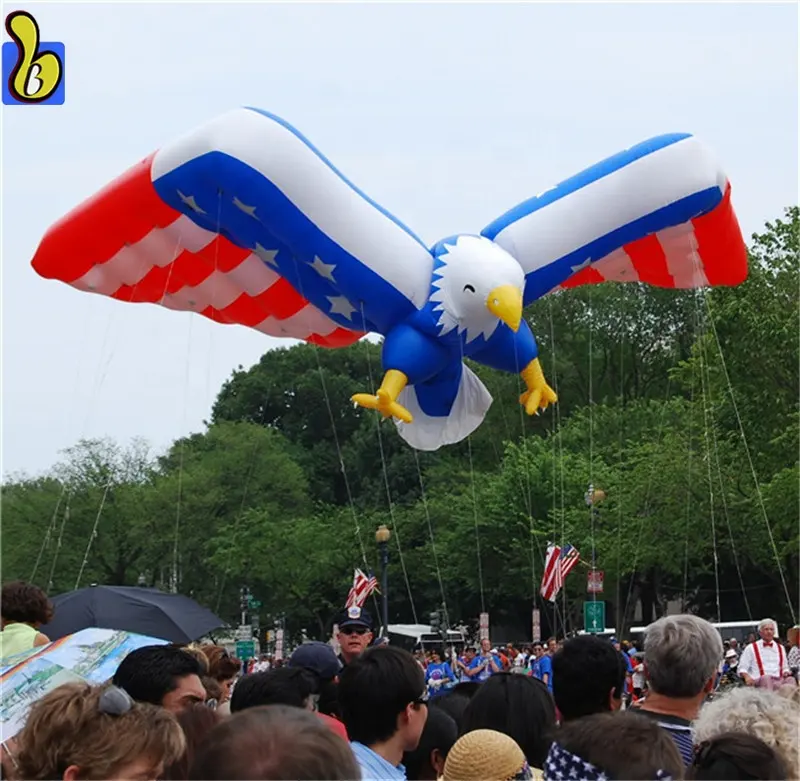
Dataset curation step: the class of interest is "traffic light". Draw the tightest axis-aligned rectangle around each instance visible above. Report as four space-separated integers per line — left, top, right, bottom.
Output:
429 610 441 634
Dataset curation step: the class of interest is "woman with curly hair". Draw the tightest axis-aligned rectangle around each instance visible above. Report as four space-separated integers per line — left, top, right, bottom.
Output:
692 687 800 779
0 581 54 658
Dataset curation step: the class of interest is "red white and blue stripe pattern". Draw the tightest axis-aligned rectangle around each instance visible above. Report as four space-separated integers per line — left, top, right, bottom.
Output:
484 133 747 302
540 543 581 603
31 108 746 358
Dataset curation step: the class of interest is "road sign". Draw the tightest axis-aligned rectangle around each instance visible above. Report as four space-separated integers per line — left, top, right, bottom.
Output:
236 639 255 659
583 601 606 634
587 570 605 594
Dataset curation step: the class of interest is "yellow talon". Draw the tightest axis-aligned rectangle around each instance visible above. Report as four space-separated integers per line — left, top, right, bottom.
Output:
352 370 414 424
519 358 558 416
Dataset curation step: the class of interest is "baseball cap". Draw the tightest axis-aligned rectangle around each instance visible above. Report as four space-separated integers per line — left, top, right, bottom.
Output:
288 641 342 680
337 606 374 631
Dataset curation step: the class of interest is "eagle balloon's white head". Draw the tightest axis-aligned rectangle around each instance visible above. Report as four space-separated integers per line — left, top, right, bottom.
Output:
430 235 525 343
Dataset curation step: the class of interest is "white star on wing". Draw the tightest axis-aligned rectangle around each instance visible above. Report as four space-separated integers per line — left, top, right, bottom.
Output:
177 191 207 215
327 295 356 320
254 243 279 267
233 196 258 218
309 256 337 282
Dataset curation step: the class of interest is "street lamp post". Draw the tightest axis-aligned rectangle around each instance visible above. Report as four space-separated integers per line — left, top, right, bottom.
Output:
375 525 391 637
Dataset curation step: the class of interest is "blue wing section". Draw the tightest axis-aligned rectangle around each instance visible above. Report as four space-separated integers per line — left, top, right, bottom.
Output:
150 107 435 336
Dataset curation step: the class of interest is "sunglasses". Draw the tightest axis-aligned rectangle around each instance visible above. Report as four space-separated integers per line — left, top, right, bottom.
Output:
98 686 135 716
340 626 369 636
412 689 429 707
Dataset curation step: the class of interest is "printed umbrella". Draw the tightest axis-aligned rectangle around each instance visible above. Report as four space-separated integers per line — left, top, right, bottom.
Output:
0 627 167 739
41 585 226 643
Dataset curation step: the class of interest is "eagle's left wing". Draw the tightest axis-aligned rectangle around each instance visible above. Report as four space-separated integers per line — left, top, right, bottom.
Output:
481 134 748 304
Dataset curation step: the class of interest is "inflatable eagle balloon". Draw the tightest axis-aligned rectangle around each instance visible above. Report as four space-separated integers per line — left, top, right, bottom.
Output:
31 108 748 450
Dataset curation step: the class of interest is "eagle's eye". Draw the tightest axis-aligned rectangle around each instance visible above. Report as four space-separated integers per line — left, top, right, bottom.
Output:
463 284 476 293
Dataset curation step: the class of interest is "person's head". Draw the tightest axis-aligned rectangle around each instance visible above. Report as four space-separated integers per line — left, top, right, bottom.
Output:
201 676 223 706
431 690 472 731
188 705 359 780
288 641 342 681
688 733 787 780
403 706 459 780
14 683 185 781
480 638 491 653
0 581 53 628
199 645 241 702
430 647 443 664
787 625 799 648
112 645 206 714
552 635 626 721
460 672 556 769
463 647 476 663
692 687 800 780
758 618 777 644
181 645 211 676
544 711 683 781
287 641 342 718
546 638 557 654
162 703 222 780
335 607 374 662
443 730 531 781
338 645 427 751
230 667 319 713
643 614 723 699
532 642 543 658
729 637 739 649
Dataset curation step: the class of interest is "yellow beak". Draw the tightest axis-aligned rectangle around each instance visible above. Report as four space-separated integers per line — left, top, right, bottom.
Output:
486 285 523 332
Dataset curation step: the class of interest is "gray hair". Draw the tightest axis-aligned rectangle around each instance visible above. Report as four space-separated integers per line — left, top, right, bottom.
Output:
643 614 723 698
758 617 778 634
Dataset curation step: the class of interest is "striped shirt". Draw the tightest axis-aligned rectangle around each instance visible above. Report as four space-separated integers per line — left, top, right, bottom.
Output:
636 709 694 766
350 742 407 781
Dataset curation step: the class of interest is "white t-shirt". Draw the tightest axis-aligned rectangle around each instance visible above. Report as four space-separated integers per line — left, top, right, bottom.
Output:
632 663 645 689
738 640 786 680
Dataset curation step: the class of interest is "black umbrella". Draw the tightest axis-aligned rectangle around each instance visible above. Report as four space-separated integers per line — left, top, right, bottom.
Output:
41 585 227 644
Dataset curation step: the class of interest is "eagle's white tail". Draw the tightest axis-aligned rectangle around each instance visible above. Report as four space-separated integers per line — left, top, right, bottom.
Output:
394 364 493 451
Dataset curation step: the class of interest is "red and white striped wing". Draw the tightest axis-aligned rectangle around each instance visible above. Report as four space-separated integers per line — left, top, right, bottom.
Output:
30 154 364 349
560 185 747 292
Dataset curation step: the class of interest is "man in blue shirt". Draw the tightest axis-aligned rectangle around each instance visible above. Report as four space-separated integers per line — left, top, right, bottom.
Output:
466 639 502 682
339 645 429 780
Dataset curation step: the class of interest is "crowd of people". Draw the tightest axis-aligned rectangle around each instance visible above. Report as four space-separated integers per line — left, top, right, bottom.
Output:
1 582 799 780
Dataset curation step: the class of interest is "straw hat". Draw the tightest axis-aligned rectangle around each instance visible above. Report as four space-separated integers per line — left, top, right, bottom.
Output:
443 729 527 781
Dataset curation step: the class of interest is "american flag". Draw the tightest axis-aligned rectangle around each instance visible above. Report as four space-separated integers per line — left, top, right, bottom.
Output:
345 569 378 609
539 544 581 603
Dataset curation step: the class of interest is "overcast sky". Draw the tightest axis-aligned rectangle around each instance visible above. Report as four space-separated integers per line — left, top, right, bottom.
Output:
2 1 797 479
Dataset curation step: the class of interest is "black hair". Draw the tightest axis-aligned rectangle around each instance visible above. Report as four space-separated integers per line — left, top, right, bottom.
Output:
688 733 787 780
1 581 53 625
338 645 425 746
112 645 203 706
402 706 458 781
451 681 480 699
460 672 556 768
430 690 471 730
230 667 318 713
552 635 627 721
